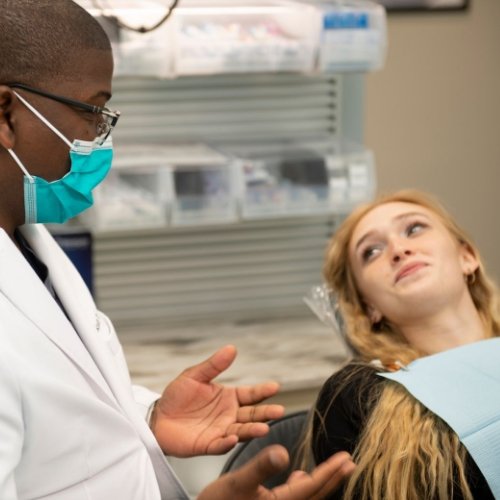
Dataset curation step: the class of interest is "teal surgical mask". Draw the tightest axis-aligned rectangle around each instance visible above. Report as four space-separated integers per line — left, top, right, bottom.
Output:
7 91 113 224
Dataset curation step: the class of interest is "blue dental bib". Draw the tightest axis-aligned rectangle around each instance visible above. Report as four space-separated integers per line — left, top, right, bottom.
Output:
379 338 500 498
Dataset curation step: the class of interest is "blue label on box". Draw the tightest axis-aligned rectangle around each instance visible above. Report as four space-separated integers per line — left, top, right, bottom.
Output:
323 12 369 30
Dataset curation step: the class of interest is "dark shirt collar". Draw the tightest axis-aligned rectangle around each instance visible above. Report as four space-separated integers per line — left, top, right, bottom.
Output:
14 228 49 283
14 228 72 322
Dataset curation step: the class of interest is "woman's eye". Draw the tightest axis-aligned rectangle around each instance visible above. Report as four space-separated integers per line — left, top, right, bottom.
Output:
406 222 427 236
361 245 382 263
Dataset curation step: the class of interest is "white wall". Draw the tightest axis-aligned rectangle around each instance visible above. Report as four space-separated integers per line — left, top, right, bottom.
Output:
365 0 500 280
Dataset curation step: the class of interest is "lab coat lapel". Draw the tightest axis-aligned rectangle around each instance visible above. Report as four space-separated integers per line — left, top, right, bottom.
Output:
19 225 121 392
0 228 115 404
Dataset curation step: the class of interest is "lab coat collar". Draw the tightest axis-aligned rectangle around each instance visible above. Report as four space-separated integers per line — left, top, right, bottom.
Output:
19 225 128 404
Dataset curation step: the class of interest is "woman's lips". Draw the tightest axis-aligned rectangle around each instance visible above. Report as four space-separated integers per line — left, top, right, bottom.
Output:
395 262 428 283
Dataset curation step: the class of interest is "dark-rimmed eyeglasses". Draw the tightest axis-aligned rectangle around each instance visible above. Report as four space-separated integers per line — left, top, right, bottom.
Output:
8 82 120 145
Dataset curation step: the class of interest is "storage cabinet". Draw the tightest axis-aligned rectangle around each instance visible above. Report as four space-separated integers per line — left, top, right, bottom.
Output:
74 0 386 328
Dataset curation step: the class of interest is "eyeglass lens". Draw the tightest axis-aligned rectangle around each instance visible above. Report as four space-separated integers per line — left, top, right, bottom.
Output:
95 113 116 144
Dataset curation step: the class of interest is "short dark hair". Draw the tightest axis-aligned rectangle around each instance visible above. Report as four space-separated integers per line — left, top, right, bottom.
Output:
0 0 111 86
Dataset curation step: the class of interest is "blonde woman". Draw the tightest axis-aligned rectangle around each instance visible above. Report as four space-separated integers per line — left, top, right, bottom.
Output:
310 190 497 499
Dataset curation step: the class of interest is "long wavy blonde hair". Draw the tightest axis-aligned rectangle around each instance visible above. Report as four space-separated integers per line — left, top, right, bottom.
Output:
314 190 500 499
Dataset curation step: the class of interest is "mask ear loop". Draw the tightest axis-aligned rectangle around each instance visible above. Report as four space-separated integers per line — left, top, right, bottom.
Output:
6 147 38 224
13 91 73 148
7 148 34 181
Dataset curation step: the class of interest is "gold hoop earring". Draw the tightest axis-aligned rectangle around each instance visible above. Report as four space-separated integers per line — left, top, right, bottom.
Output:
466 271 476 286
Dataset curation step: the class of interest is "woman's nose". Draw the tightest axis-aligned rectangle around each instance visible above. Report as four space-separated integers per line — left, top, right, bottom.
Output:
390 242 412 263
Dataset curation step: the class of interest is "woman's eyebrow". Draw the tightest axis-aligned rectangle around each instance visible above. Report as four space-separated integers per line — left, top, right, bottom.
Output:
354 230 378 253
394 211 431 223
354 211 431 252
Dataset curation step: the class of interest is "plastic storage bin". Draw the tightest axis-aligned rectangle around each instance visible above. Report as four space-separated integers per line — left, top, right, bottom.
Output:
79 145 172 231
225 139 375 218
168 144 239 225
317 1 387 73
91 1 174 78
325 141 376 212
171 0 319 75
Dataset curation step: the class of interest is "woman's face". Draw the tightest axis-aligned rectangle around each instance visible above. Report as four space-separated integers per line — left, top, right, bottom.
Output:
348 201 478 326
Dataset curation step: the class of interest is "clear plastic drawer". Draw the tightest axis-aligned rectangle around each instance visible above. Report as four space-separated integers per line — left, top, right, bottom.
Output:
225 139 376 218
79 145 172 231
92 1 174 78
171 1 318 75
170 164 239 225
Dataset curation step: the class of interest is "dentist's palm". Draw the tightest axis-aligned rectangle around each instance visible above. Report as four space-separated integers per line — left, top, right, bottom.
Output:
151 345 284 457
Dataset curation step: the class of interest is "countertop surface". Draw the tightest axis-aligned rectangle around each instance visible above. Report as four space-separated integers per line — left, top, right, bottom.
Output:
119 316 351 395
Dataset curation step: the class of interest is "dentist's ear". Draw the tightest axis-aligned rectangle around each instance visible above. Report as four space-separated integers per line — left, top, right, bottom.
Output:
0 86 17 150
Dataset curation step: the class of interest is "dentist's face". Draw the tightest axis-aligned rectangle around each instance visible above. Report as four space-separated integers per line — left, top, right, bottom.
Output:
348 202 478 326
0 48 114 228
12 50 114 183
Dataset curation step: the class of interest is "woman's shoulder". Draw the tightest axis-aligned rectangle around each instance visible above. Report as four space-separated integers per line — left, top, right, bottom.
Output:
312 361 386 464
320 361 385 401
314 360 387 432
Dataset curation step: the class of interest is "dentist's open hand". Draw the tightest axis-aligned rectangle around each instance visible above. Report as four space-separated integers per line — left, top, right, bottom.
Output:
198 445 356 500
151 345 285 457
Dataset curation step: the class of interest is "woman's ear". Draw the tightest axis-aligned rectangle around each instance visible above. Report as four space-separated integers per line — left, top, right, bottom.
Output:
459 242 479 276
365 303 382 325
0 86 16 150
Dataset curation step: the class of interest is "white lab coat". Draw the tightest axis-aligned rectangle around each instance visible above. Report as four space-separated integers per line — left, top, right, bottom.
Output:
0 225 190 500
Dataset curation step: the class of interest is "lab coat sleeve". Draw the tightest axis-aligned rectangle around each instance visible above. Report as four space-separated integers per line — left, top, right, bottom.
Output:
0 350 22 500
132 384 160 421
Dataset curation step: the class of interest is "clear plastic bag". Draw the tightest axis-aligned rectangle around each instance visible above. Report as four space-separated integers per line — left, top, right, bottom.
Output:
303 283 354 353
